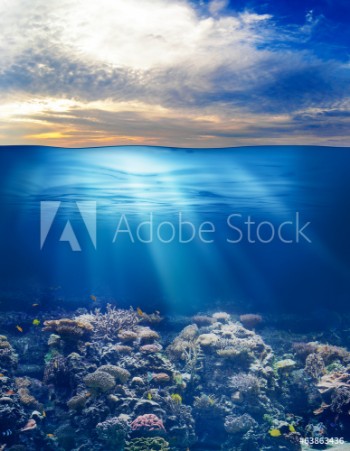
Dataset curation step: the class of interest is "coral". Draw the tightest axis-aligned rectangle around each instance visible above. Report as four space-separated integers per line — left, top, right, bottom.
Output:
96 415 129 446
113 344 133 353
239 314 262 330
151 373 171 383
43 356 70 386
0 396 27 433
97 365 130 383
75 304 140 342
224 413 257 434
275 359 297 372
179 324 199 340
330 386 350 414
67 392 90 410
118 330 138 342
212 312 230 323
229 373 260 395
131 414 166 432
84 370 116 392
192 315 214 326
292 342 318 362
217 347 252 363
131 377 145 385
43 319 93 341
305 353 325 380
18 387 38 407
197 333 219 347
125 437 170 451
316 371 350 395
193 394 217 410
293 342 350 365
137 327 160 342
140 344 163 353
0 335 18 371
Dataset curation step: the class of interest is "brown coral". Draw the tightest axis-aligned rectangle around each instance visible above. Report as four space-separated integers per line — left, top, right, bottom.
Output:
43 319 93 341
239 314 262 330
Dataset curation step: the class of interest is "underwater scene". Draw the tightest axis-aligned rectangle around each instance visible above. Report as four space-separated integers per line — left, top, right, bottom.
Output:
1 145 350 451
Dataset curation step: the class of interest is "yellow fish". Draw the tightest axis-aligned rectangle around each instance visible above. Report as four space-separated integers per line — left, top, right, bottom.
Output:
0 374 5 377
42 411 46 418
147 392 152 400
137 307 143 316
47 434 55 438
16 325 23 333
90 295 97 302
32 319 40 326
289 425 296 433
269 428 281 437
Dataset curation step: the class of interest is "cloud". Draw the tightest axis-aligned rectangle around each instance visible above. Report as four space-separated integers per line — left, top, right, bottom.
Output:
0 0 350 146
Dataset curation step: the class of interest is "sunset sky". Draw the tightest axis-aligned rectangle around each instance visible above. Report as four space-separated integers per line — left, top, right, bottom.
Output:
1 0 350 147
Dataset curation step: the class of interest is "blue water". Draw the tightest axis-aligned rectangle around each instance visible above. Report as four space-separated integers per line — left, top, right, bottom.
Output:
0 145 350 314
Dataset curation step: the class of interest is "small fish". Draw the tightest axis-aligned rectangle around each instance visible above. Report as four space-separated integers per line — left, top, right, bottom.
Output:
47 433 55 438
85 392 91 398
0 374 4 378
90 295 97 302
32 319 40 326
5 390 15 396
42 411 46 418
269 428 281 437
155 310 160 315
137 307 143 316
16 325 23 333
147 392 152 400
32 303 39 307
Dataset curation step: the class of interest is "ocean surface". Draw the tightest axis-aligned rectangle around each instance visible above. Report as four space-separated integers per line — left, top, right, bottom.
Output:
0 145 349 315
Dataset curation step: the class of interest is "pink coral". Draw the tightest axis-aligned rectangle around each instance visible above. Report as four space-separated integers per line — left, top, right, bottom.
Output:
130 414 166 432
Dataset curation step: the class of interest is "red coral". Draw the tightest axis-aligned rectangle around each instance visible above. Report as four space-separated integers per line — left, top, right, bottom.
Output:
130 414 166 432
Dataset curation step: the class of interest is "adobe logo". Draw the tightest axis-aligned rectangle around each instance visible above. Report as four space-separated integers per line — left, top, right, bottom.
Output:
40 201 97 251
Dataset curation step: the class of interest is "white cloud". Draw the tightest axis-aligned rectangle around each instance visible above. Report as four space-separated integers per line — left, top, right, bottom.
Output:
0 0 272 72
209 0 229 16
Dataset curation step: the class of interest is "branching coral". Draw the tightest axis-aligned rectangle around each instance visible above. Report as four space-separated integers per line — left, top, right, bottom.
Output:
75 304 140 342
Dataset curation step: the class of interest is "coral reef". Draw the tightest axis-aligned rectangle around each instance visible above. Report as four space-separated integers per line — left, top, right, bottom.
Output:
1 306 350 450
